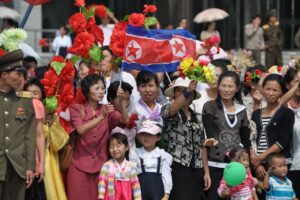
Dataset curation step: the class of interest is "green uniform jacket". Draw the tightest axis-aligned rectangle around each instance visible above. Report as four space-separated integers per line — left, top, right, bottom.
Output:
0 91 36 180
263 22 283 51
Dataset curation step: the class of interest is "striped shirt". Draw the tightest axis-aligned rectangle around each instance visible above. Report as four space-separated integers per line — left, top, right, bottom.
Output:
266 176 296 200
257 117 271 155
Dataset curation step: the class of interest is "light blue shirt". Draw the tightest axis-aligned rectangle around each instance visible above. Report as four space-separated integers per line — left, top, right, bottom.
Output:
266 175 296 200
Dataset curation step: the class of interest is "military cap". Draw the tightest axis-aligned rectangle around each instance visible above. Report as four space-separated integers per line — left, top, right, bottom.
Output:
0 49 26 73
266 9 277 18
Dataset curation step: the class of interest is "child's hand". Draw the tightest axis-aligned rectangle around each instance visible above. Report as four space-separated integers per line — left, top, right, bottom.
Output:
267 166 274 176
203 138 219 147
221 186 230 197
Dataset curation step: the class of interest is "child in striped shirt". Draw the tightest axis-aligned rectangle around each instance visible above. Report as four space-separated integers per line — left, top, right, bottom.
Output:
263 154 297 200
98 133 141 200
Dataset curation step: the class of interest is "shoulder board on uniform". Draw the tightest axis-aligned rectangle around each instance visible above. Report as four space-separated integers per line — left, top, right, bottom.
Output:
274 21 280 26
262 25 269 30
16 91 33 98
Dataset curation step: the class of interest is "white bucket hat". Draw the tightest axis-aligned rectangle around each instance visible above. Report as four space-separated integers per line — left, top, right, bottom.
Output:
164 77 201 100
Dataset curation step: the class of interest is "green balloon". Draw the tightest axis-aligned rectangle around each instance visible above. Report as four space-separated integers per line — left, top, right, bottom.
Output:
223 162 246 187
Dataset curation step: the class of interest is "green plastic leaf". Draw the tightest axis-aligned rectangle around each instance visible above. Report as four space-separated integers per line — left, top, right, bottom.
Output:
51 61 66 75
114 57 122 66
89 45 104 64
144 17 158 29
70 55 82 64
82 6 95 19
123 15 129 21
44 96 58 113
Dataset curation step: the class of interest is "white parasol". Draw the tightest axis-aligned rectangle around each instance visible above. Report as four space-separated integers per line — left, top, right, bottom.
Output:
193 8 229 23
19 42 40 60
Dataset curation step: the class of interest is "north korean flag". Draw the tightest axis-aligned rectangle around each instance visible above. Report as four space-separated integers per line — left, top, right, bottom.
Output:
122 25 196 73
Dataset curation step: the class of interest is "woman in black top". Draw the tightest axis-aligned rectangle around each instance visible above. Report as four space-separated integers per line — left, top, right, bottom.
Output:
251 74 295 180
202 71 253 200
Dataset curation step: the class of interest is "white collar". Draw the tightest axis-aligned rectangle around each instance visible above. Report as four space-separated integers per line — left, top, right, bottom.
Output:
138 147 161 158
222 101 246 128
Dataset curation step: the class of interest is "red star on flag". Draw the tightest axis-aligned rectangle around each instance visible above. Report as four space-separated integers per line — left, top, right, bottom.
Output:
127 43 140 58
173 40 184 54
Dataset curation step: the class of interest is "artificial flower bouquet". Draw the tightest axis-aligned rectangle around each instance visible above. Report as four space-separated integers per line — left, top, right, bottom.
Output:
0 28 27 56
178 56 216 84
68 0 108 64
110 4 158 63
244 69 263 86
41 56 75 113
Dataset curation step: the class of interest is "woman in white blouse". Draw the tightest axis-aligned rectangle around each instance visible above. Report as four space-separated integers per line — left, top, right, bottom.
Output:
200 22 220 41
52 26 72 57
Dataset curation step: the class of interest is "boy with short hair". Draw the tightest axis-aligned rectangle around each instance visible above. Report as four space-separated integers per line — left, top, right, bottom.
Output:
263 154 297 200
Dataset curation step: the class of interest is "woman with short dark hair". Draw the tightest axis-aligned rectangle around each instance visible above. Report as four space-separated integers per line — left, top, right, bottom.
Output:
67 74 129 200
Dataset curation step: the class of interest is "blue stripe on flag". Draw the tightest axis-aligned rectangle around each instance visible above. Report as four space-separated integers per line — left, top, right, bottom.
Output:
122 61 179 73
126 25 196 40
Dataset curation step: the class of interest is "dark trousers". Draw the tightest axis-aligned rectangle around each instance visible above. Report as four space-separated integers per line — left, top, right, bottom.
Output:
170 162 206 200
25 177 46 200
288 170 300 198
0 162 26 200
249 49 262 64
205 166 226 200
265 47 283 69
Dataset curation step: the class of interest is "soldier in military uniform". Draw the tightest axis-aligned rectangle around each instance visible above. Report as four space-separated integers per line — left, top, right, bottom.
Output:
0 49 36 200
263 9 283 68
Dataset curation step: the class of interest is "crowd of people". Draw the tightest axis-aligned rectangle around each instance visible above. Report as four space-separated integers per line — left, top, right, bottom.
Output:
1 3 300 200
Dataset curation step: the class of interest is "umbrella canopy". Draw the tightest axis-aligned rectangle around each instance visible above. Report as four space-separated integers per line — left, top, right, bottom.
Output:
194 8 229 23
0 6 20 20
19 42 40 60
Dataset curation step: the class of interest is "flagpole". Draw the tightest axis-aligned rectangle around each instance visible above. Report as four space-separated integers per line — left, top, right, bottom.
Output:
163 65 172 84
19 5 33 28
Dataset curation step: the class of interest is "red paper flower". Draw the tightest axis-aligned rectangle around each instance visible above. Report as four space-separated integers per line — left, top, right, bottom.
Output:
51 55 65 63
278 66 282 72
143 4 157 13
255 69 263 77
58 83 74 111
74 0 85 7
92 4 108 19
110 21 128 57
69 13 86 33
41 69 59 97
0 48 7 56
178 67 185 79
87 18 104 45
68 32 95 58
39 38 48 47
60 61 75 83
126 113 139 129
128 13 145 27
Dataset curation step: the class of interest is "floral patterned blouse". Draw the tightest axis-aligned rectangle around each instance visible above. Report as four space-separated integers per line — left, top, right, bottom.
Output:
161 104 205 169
